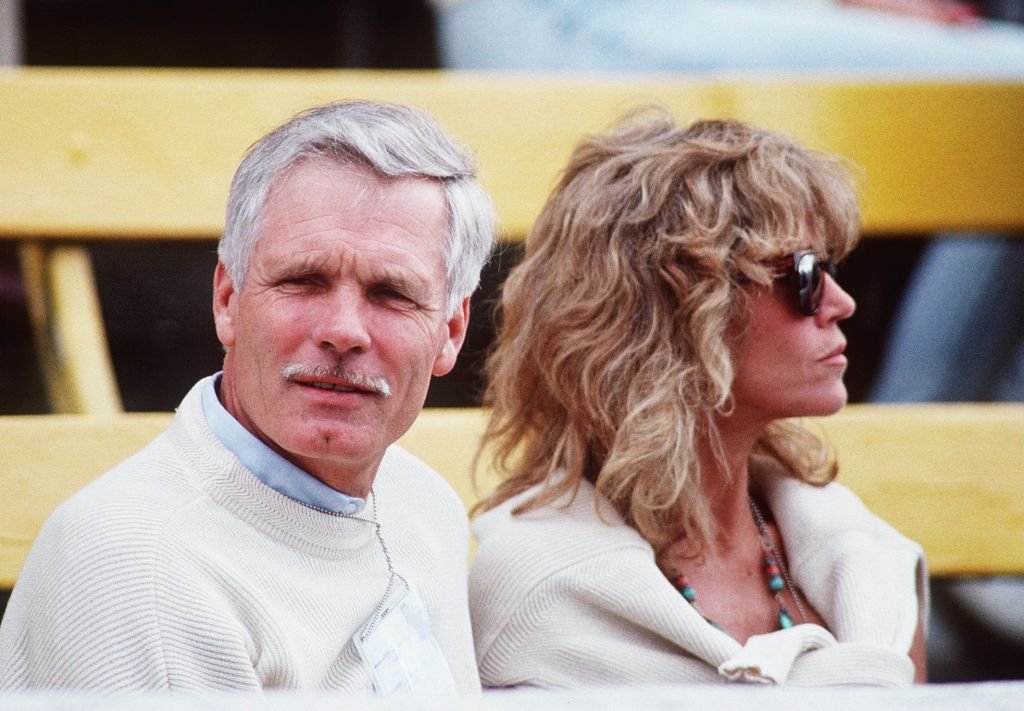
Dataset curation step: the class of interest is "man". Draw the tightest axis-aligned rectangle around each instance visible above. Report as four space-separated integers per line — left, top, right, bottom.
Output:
0 101 495 693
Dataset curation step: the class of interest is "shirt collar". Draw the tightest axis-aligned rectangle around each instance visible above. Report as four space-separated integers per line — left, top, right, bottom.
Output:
201 373 366 516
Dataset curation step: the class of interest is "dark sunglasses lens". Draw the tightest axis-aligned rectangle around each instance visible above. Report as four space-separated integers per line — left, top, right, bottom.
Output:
794 252 823 316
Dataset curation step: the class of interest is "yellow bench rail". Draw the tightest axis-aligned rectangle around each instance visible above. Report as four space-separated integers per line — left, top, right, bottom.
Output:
3 69 1024 238
1 68 1023 413
2 403 1022 589
18 243 123 414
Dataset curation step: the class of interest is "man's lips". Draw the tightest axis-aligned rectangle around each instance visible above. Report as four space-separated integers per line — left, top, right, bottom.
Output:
281 363 391 397
300 379 372 394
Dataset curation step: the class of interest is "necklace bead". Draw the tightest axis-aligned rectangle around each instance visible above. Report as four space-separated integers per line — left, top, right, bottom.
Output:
765 557 785 591
779 608 794 629
674 574 698 603
667 496 809 636
750 496 810 626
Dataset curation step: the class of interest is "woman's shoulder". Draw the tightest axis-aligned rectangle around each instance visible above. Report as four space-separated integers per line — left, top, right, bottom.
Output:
476 478 647 549
769 474 920 550
764 473 925 602
469 480 676 683
471 478 654 592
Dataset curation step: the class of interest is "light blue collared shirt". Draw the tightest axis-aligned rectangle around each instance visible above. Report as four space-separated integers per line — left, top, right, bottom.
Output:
201 374 366 516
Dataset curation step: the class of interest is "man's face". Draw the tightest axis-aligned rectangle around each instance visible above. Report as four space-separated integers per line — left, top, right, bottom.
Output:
213 158 468 496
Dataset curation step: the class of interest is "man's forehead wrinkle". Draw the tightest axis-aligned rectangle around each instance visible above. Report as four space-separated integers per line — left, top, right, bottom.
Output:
287 247 334 270
307 159 385 204
360 212 443 248
277 158 384 207
286 210 347 232
255 228 332 263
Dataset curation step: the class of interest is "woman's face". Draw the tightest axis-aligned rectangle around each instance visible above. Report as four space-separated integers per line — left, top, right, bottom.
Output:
729 262 856 427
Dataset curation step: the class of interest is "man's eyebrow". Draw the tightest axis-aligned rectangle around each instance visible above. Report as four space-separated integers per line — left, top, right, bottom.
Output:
270 253 331 279
370 264 430 295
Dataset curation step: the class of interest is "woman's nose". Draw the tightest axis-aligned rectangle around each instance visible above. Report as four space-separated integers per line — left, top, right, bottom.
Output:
818 273 856 323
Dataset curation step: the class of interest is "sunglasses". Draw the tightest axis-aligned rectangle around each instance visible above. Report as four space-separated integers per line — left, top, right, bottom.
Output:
772 250 838 316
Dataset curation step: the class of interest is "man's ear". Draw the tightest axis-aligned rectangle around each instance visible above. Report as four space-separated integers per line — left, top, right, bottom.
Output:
431 297 471 377
212 261 238 349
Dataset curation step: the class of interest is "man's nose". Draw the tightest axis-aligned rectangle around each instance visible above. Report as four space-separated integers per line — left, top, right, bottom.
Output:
311 287 372 355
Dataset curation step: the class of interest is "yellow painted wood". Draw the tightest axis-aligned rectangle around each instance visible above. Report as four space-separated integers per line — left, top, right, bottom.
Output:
2 404 1021 587
17 243 122 414
3 68 1022 413
396 408 495 512
1 67 1022 239
814 403 1024 576
17 243 73 413
0 412 171 587
46 247 122 414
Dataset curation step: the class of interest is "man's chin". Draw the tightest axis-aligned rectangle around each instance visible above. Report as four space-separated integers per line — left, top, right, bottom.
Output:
278 427 383 478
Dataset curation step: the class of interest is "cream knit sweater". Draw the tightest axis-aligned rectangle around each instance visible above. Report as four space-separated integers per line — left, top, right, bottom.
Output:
0 379 479 693
470 473 926 688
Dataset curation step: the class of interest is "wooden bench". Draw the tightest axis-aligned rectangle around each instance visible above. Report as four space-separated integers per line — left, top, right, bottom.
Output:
2 403 1022 590
2 68 1023 412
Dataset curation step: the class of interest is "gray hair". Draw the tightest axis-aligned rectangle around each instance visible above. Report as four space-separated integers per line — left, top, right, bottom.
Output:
219 100 496 316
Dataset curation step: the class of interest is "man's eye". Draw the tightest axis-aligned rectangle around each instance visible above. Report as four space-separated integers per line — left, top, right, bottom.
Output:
281 275 320 288
376 286 417 306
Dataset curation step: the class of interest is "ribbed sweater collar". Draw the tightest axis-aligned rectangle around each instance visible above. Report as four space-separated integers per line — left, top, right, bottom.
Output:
166 378 379 557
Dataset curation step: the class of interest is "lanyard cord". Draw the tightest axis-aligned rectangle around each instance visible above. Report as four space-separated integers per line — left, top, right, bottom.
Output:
291 487 409 640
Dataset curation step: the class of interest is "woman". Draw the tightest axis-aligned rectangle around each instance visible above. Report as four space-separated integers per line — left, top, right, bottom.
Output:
469 113 926 687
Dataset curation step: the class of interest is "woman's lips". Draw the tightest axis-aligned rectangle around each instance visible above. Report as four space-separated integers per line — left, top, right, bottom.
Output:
819 343 847 366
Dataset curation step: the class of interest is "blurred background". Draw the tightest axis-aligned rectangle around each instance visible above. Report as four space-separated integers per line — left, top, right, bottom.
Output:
1 0 1022 684
0 0 944 416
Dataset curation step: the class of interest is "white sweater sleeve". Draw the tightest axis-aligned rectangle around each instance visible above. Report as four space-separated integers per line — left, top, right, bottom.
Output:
0 498 262 692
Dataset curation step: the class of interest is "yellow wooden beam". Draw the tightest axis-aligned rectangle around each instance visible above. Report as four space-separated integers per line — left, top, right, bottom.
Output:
815 403 1024 577
17 243 72 412
47 246 123 414
17 243 122 414
396 408 495 512
2 404 1021 587
0 413 170 587
1 67 1022 239
4 69 1020 412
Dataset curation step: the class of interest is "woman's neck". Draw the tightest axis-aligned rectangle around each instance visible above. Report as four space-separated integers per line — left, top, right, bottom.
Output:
697 412 766 540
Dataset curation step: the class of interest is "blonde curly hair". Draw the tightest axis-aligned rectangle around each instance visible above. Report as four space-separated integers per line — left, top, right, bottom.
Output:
476 110 861 552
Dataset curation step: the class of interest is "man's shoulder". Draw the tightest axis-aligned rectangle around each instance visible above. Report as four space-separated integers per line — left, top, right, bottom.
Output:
374 444 472 561
34 431 205 566
54 379 221 527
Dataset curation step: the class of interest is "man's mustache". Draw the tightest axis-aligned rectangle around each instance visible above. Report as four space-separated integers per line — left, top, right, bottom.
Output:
281 363 392 397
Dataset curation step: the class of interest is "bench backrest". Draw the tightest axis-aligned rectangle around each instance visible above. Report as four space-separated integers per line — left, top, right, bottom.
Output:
3 69 1023 414
2 403 1021 589
3 69 1024 238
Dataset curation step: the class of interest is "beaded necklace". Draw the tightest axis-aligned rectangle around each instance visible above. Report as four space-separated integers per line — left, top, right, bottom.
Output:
669 496 808 635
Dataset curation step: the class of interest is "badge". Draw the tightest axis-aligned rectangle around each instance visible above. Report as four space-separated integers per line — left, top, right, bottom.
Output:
353 583 457 695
